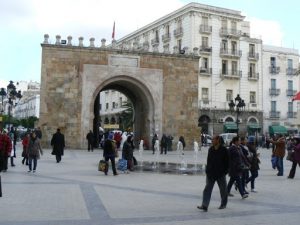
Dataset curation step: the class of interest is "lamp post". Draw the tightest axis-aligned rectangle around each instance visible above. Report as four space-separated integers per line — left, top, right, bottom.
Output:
228 94 245 134
0 88 7 130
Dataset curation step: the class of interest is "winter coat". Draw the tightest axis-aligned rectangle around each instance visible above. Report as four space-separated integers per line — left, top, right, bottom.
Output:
0 134 12 157
293 143 300 163
51 132 65 156
205 145 229 179
228 144 243 177
28 138 43 159
103 139 115 158
86 132 94 142
123 141 134 160
272 137 286 158
247 143 260 171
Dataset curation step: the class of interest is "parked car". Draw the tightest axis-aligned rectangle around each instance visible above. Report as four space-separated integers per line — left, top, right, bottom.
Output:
201 134 212 146
219 133 237 147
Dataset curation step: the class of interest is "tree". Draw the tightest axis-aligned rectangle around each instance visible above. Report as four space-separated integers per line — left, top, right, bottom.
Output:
119 101 134 131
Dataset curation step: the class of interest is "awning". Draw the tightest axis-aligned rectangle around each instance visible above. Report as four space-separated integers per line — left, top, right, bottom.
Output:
269 125 287 135
224 122 238 132
247 123 261 130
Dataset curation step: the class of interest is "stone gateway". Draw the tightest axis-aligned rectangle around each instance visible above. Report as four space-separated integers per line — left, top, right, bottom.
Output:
39 35 200 149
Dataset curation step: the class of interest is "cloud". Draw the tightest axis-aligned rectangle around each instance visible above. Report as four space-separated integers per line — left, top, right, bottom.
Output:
247 17 284 46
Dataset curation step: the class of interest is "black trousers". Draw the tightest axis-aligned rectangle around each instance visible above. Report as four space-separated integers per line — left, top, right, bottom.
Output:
56 155 62 163
104 156 117 175
288 162 300 178
202 175 228 208
88 141 93 151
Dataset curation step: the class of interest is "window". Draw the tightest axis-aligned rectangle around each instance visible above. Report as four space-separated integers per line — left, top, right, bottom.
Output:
250 92 256 103
178 39 182 51
288 102 293 112
202 16 208 26
249 44 255 55
112 102 116 109
232 61 238 75
222 40 228 50
288 80 293 90
231 41 237 53
202 57 208 69
288 59 293 69
270 57 276 67
202 37 208 47
226 90 233 102
271 79 276 89
165 25 170 35
177 20 182 29
106 103 109 110
119 97 123 107
222 60 228 74
231 21 237 31
271 101 276 112
222 19 227 29
155 30 159 42
202 88 209 100
249 63 256 77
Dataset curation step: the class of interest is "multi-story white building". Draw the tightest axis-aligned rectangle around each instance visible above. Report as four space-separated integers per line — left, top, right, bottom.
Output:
116 2 265 135
99 90 128 128
262 45 300 135
14 81 40 119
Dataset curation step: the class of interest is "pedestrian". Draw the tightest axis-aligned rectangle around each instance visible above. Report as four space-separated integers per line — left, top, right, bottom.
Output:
227 136 249 199
123 135 134 171
239 137 251 194
21 133 30 165
86 130 94 151
0 129 12 172
160 134 167 154
178 136 186 155
51 128 65 163
197 135 229 212
35 127 42 140
269 134 286 176
246 136 260 192
103 133 118 176
152 133 158 154
27 132 43 173
287 137 300 179
8 128 16 167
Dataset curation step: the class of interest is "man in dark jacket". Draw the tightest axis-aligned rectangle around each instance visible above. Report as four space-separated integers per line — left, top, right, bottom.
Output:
86 130 94 152
197 135 229 212
51 128 65 163
103 133 117 176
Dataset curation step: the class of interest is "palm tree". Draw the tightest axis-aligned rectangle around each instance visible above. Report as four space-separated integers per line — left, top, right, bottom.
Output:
119 101 134 131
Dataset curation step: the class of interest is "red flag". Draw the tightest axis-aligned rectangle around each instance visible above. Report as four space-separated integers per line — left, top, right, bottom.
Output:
292 91 300 101
112 21 115 39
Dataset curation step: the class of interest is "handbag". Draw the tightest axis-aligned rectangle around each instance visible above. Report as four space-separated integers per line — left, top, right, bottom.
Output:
286 151 294 162
98 159 108 172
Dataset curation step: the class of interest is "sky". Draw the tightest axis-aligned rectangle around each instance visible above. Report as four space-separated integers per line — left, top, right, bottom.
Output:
0 0 299 89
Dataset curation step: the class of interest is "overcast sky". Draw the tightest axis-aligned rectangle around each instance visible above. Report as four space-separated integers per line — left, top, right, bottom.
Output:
0 0 299 89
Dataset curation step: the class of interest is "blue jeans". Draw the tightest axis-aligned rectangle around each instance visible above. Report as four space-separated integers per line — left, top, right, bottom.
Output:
227 176 245 196
246 170 258 189
28 157 37 171
276 157 283 175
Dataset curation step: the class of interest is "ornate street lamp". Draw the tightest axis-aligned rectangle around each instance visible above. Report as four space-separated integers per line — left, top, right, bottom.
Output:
228 94 245 134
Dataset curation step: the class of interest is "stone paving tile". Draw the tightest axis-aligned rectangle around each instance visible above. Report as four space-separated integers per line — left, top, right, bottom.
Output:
0 144 300 225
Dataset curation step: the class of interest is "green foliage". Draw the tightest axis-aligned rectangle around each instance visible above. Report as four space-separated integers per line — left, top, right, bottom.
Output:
119 101 134 131
0 115 38 129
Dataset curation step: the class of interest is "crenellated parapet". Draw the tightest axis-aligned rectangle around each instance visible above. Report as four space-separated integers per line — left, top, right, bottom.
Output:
42 34 200 57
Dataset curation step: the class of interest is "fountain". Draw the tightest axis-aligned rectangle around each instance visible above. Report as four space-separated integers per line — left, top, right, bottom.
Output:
153 139 160 169
177 140 187 171
193 140 199 171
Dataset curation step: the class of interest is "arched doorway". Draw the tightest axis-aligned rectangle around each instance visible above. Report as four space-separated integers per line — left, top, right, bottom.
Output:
198 115 211 134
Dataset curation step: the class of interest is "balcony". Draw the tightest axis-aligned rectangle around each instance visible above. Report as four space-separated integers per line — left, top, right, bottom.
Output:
248 72 259 80
269 111 280 118
199 67 212 76
220 48 242 58
199 24 212 34
151 38 159 46
269 66 280 74
220 70 242 79
162 33 171 42
199 46 212 54
287 112 297 118
269 88 280 96
286 89 297 97
248 52 259 61
219 28 242 38
286 68 298 76
173 27 183 37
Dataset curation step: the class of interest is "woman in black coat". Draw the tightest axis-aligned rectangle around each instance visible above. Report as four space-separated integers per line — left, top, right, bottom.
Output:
51 128 65 163
227 136 248 199
123 135 134 171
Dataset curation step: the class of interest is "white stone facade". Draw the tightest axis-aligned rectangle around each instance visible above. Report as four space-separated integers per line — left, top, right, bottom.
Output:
262 45 300 133
116 2 266 134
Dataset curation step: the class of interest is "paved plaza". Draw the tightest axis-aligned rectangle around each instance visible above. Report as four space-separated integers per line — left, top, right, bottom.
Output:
1 143 300 225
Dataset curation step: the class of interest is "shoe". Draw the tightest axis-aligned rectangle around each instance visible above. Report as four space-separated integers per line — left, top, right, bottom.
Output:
251 189 258 193
277 174 283 176
11 164 16 167
228 193 234 197
28 170 32 172
113 173 118 176
242 194 248 199
218 205 226 209
33 170 36 173
287 176 294 179
197 205 207 212
244 191 249 194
